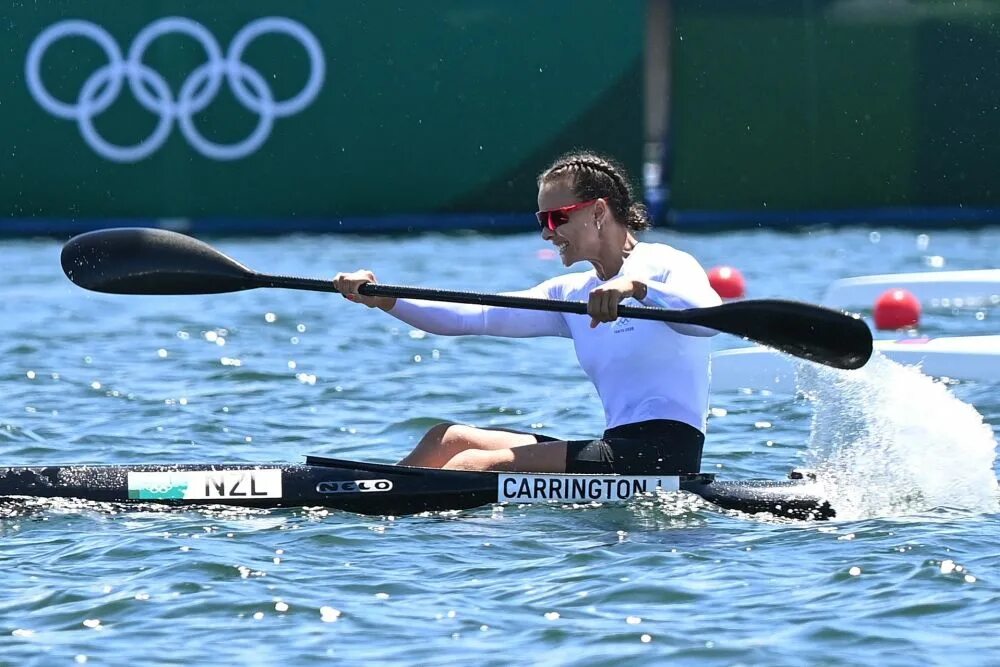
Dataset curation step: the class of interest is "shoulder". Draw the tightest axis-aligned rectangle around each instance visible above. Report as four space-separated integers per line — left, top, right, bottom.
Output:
627 242 709 282
535 270 596 298
631 241 701 268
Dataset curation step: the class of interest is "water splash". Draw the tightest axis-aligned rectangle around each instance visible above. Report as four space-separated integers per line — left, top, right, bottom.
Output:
797 354 998 520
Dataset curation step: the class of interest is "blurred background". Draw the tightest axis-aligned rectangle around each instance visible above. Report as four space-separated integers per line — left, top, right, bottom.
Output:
5 0 999 236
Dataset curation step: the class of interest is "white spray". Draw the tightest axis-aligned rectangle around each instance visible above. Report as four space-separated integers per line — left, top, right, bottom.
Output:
797 353 998 520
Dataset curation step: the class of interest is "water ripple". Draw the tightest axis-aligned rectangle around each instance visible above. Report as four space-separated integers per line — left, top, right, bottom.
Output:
0 229 998 663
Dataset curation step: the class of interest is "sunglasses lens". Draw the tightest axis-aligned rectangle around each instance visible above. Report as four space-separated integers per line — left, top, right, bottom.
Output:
536 206 577 231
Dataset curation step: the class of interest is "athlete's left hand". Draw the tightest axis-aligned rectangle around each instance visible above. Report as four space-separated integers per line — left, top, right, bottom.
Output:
588 278 645 328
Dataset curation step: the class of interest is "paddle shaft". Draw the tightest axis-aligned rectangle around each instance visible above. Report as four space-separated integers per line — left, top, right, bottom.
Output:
257 273 710 322
247 272 755 324
60 227 874 370
253 272 871 366
366 283 738 327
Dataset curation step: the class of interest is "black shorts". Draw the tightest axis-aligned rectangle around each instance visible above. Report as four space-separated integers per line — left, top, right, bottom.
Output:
535 419 704 475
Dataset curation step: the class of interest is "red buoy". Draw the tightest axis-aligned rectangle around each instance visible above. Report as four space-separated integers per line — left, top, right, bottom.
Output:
873 288 921 330
707 266 746 299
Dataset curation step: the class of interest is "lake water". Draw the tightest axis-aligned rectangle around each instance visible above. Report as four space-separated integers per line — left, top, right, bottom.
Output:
1 226 998 665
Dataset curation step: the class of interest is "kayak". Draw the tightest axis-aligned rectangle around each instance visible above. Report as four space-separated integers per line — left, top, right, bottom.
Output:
0 456 834 520
26 227 862 524
712 335 1000 392
822 268 1000 309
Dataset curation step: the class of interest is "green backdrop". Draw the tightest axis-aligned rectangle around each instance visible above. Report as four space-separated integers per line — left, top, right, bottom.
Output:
669 0 1000 216
2 1 644 226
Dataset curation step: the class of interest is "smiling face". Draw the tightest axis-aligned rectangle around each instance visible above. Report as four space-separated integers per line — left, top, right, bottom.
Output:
537 177 606 267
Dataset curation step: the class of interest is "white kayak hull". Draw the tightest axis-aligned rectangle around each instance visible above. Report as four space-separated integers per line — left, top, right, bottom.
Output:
822 269 1000 309
712 335 1000 392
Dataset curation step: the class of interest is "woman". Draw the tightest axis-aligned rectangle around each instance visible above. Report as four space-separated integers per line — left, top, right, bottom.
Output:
334 151 721 474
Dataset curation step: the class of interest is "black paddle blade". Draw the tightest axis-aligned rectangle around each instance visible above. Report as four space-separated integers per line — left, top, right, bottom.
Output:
692 299 873 370
61 228 260 295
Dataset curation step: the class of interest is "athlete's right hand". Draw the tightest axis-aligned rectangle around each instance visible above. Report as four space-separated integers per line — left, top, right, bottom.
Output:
333 270 397 311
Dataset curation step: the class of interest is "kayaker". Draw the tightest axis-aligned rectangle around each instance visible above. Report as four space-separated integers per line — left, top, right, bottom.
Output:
334 151 721 474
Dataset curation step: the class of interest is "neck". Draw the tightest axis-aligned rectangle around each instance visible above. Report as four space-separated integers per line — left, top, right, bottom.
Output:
591 232 638 280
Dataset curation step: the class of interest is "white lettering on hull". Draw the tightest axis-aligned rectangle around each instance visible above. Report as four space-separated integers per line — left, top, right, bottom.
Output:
316 479 394 494
127 469 282 500
497 474 679 503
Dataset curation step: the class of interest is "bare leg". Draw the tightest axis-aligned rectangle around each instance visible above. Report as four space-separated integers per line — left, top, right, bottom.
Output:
444 441 568 473
398 423 565 472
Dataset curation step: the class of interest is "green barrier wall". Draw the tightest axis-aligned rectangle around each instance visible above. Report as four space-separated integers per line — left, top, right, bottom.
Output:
669 0 1000 218
2 1 643 228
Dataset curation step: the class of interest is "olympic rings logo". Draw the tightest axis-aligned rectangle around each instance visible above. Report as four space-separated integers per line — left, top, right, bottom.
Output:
25 17 325 162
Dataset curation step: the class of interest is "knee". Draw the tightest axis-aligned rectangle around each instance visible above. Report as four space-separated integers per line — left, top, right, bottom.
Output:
444 449 480 471
421 422 474 449
419 423 480 461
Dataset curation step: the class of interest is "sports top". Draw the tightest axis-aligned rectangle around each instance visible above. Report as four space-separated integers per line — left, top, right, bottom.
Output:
387 242 721 431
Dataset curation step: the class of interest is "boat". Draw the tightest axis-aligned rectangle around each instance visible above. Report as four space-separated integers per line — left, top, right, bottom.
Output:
822 269 1000 309
711 335 1000 392
7 227 861 523
0 455 834 520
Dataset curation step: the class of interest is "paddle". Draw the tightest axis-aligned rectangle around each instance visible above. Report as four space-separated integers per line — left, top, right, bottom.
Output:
61 227 874 370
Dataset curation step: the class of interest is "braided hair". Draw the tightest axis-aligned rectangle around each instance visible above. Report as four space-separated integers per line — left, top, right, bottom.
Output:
537 151 651 232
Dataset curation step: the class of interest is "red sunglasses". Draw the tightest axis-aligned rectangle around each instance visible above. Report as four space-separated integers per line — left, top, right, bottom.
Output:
535 199 599 232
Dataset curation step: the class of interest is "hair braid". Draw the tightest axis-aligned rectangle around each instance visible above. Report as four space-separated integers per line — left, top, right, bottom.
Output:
538 151 650 231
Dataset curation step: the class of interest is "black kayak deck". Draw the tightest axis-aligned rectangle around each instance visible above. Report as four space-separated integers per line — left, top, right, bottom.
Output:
0 456 834 520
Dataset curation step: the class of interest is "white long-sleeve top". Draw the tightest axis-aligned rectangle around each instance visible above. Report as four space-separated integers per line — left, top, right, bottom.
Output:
387 242 721 431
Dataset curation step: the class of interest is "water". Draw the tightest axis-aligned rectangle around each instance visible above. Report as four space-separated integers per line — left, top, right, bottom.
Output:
1 227 998 665
801 356 998 521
